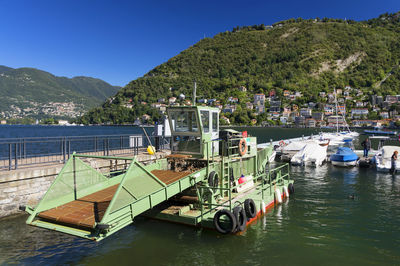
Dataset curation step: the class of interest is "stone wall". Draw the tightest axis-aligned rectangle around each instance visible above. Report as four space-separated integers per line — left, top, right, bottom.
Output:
0 166 62 218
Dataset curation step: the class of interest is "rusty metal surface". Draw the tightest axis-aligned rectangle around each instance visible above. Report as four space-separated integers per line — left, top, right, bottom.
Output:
36 170 189 229
151 170 190 185
37 184 119 229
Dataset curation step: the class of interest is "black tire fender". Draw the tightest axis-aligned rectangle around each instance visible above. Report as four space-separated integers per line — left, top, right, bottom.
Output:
288 183 295 195
208 171 219 193
233 206 247 232
244 198 257 220
213 209 237 234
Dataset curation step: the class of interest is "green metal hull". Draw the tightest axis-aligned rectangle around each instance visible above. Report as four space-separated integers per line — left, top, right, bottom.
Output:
24 141 293 241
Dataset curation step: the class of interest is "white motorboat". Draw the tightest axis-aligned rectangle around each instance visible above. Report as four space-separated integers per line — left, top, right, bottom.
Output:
372 145 400 173
291 141 328 167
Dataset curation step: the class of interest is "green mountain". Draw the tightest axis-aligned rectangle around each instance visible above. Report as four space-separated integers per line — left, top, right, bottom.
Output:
80 12 400 125
0 66 120 119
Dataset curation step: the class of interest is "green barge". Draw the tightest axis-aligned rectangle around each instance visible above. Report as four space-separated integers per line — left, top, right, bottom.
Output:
22 105 294 241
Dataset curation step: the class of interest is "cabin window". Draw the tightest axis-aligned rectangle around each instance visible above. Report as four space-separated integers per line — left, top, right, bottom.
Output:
170 110 198 132
212 112 218 132
171 136 201 154
200 110 210 133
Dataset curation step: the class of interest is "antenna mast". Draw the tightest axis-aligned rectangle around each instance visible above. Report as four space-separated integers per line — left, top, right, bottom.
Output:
192 81 197 106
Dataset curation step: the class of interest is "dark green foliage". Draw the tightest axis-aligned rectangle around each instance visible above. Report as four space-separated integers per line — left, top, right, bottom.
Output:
81 12 400 124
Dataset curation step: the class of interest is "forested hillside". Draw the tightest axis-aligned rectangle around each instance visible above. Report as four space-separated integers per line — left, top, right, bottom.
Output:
79 12 400 124
0 66 120 119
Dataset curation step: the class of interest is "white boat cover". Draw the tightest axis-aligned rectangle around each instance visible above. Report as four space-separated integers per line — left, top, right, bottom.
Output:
283 141 307 151
291 141 327 166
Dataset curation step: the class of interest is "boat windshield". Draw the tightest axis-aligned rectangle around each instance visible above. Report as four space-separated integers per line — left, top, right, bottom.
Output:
169 110 199 133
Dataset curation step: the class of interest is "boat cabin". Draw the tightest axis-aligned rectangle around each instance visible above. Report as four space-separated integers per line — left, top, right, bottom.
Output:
167 106 219 158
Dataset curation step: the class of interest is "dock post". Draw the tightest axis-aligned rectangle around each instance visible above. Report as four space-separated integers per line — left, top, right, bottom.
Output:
94 136 97 152
103 139 106 156
8 143 12 171
68 140 71 159
63 137 66 163
14 143 18 170
23 138 26 159
107 138 110 156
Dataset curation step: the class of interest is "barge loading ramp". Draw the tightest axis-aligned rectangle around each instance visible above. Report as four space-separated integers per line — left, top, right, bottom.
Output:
24 154 205 241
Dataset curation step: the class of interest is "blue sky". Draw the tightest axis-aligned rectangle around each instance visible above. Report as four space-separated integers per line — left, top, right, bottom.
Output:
0 0 399 86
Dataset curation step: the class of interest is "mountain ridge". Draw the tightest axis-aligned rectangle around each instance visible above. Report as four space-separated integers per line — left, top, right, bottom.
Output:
0 65 120 119
72 12 400 124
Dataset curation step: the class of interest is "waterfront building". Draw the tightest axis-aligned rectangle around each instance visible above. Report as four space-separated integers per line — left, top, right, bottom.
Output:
306 118 316 128
351 108 369 118
246 102 254 110
168 97 177 104
254 94 266 105
282 106 291 117
337 105 346 115
312 112 324 121
300 108 312 118
283 90 290 97
380 111 389 119
327 115 345 125
269 90 276 98
255 104 265 114
328 93 335 103
385 95 398 104
223 104 237 114
295 116 305 126
324 104 334 116
376 96 384 106
269 100 281 112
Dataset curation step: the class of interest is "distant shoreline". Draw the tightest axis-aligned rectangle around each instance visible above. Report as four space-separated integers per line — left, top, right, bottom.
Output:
1 124 394 131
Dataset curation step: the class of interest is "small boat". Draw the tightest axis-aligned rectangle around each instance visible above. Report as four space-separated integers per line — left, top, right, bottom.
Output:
364 129 397 136
291 141 328 167
372 145 400 173
330 147 358 167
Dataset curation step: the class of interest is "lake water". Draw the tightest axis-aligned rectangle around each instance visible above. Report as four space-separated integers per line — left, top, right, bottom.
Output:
1 126 399 265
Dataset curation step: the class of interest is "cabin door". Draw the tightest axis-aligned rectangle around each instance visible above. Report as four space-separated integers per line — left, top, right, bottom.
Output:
211 111 219 154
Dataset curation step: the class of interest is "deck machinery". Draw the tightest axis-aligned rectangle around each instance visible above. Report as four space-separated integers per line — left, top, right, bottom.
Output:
23 105 294 241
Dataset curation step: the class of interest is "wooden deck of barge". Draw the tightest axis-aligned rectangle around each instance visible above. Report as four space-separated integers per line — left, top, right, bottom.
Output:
37 170 191 229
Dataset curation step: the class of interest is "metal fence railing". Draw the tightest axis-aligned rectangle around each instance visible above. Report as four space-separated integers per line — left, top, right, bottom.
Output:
0 134 170 171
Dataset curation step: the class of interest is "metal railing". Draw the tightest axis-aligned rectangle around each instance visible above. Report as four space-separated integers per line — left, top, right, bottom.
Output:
0 134 170 171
